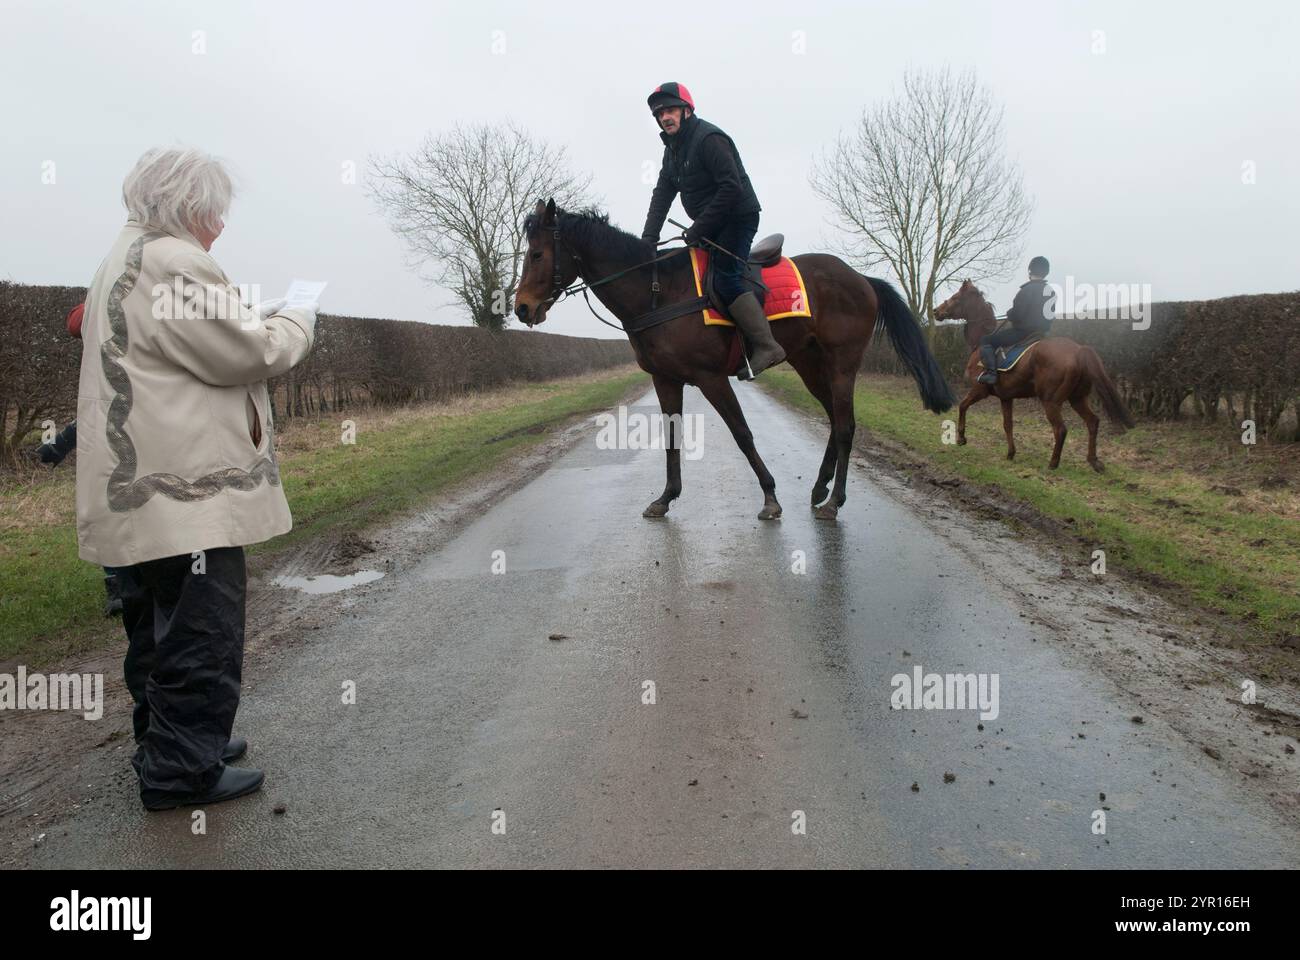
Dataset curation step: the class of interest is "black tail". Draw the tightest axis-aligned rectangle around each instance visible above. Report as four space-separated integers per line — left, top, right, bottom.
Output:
866 276 955 413
1080 346 1135 430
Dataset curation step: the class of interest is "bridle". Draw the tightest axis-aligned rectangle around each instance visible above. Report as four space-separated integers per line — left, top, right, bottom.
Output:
528 220 692 332
938 288 1005 347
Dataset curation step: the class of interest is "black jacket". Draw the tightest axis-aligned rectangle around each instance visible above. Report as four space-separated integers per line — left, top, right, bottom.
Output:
642 114 761 242
1006 279 1056 333
38 419 77 465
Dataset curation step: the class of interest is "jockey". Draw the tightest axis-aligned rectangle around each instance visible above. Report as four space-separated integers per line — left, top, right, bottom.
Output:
977 256 1056 385
641 82 786 379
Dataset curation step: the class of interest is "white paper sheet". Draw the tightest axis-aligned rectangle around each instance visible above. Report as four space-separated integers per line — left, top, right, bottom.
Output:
282 279 327 309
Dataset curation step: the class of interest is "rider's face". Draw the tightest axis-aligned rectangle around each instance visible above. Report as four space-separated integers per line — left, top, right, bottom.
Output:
655 106 685 133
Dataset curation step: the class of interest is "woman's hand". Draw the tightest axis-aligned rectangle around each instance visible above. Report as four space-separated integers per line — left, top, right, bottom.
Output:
250 297 287 321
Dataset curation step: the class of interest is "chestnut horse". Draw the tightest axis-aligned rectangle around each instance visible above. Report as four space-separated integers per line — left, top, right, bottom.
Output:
934 280 1134 471
513 200 954 520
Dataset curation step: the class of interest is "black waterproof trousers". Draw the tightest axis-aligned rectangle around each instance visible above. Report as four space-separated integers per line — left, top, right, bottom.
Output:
118 547 246 799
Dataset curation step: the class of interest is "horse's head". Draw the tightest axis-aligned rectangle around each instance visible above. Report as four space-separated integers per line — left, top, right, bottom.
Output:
935 279 997 349
514 198 581 327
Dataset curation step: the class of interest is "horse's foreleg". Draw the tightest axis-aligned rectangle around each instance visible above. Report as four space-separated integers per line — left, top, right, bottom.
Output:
697 374 781 520
1001 397 1016 460
1043 399 1067 469
957 383 990 445
643 375 685 518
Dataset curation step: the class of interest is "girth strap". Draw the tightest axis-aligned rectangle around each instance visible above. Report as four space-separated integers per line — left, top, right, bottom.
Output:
620 294 711 333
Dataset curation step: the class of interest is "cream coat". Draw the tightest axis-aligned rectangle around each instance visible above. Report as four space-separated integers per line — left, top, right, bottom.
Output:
76 220 315 566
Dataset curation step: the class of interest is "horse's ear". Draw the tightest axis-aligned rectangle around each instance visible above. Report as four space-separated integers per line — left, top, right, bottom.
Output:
544 198 557 224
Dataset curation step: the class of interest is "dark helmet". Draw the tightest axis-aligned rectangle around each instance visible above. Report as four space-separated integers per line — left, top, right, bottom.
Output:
647 81 695 114
1029 256 1050 277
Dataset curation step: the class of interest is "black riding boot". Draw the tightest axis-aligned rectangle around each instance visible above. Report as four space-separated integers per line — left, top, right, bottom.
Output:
730 292 786 380
978 345 999 385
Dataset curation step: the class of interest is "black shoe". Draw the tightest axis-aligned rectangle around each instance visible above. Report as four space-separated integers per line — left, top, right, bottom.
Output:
142 765 265 812
135 736 247 762
977 369 998 385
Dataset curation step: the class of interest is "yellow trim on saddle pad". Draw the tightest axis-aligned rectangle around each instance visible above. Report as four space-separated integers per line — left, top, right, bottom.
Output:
689 248 813 326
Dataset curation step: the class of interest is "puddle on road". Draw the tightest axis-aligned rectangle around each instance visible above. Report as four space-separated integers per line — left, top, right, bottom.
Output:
274 570 385 595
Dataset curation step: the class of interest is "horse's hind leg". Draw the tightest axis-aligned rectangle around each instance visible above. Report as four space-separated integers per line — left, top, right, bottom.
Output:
785 348 836 506
696 373 782 520
643 375 685 518
814 364 859 521
1070 394 1102 472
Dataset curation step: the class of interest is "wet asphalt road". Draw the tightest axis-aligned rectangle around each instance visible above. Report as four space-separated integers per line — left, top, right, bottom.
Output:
26 385 1300 868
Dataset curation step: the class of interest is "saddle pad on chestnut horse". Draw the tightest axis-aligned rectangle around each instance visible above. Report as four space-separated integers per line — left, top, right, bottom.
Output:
689 248 812 325
980 338 1041 373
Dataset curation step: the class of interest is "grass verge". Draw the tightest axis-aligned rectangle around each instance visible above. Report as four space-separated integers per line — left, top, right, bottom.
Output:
761 369 1300 646
0 366 648 666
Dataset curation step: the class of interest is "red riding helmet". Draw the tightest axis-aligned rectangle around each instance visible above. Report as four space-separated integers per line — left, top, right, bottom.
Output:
647 82 694 114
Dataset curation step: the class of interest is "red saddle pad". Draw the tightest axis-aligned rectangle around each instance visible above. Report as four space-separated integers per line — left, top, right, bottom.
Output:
689 248 812 325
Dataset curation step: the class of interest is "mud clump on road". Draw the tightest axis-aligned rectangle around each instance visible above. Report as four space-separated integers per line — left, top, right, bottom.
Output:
334 531 376 564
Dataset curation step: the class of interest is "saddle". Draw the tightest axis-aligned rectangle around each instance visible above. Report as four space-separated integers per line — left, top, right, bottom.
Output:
992 332 1044 371
701 233 784 316
620 234 798 379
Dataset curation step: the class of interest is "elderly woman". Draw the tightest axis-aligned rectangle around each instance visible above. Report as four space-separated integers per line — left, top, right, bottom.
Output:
77 147 317 811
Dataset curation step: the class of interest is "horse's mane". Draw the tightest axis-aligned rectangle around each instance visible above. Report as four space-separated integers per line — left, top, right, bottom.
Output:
523 206 662 265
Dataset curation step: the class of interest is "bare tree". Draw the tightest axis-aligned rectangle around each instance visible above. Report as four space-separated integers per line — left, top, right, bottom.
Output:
368 121 595 331
810 67 1033 339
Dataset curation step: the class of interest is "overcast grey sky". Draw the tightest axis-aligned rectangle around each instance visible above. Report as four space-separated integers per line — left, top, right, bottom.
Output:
2 0 1295 338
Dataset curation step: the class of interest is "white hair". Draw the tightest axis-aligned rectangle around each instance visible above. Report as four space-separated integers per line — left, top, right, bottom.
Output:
121 147 234 237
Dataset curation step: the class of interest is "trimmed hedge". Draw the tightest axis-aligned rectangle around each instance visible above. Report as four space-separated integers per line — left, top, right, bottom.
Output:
0 281 634 459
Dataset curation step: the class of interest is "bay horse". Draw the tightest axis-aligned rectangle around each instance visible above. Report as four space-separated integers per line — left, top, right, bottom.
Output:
513 199 954 520
934 280 1135 471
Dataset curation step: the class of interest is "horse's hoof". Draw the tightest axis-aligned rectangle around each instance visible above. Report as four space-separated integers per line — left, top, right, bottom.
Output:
643 501 669 518
957 437 967 446
757 502 783 521
1048 461 1060 470
811 487 829 506
1090 460 1105 473
813 503 838 521
1006 450 1016 461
